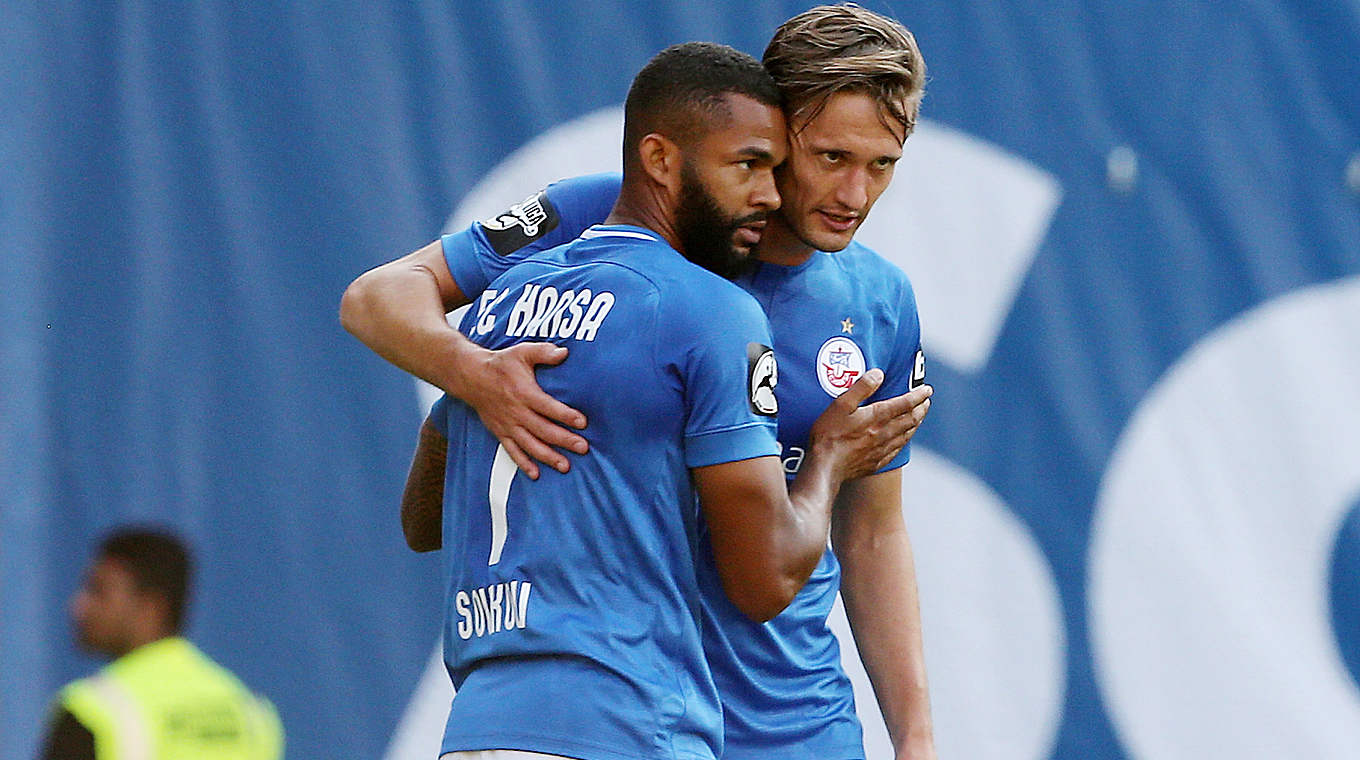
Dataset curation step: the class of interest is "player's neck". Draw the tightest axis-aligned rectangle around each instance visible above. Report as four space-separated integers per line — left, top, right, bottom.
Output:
606 182 683 252
754 215 816 267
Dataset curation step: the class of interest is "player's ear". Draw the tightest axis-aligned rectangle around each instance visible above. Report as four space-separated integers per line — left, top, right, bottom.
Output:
638 132 683 195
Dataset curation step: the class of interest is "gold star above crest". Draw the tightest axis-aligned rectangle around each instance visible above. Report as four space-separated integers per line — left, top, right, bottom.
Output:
841 317 855 334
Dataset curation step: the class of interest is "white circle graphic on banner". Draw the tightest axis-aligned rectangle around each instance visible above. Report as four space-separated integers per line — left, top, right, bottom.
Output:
832 448 1065 760
816 336 867 398
1091 276 1360 759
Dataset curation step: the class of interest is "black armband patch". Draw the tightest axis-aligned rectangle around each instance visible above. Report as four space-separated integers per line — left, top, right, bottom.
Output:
479 190 561 255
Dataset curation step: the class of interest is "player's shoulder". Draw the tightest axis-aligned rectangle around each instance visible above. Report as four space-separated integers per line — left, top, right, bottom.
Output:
832 240 917 305
834 240 912 283
474 172 620 257
607 238 764 326
536 172 621 234
544 226 673 291
521 226 763 322
543 172 622 204
661 252 760 311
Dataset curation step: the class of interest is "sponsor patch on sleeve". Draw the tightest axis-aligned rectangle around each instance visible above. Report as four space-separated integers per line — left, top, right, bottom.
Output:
478 190 561 255
910 348 927 389
747 343 778 417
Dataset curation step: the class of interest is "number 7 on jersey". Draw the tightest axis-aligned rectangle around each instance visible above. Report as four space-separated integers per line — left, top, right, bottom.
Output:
486 444 518 565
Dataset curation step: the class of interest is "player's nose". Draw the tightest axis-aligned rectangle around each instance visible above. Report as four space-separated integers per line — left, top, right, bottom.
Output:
834 169 870 211
751 169 781 211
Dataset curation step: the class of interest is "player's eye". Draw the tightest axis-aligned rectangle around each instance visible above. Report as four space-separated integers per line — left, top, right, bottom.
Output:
821 151 843 164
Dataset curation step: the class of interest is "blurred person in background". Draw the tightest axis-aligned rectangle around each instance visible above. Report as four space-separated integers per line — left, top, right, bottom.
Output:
37 528 283 760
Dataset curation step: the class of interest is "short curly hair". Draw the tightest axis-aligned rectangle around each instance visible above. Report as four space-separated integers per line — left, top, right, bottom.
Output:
623 42 781 168
100 528 192 632
762 3 926 138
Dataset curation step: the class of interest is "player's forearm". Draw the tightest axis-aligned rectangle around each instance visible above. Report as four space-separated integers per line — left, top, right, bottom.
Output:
776 453 844 587
754 368 915 615
340 259 474 393
696 456 837 622
832 486 935 755
401 419 449 552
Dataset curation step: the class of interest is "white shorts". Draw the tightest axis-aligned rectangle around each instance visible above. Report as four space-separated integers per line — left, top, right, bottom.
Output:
440 752 576 760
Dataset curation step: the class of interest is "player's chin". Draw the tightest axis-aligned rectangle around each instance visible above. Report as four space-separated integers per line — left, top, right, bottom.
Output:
810 229 855 253
720 244 757 279
726 231 757 259
730 240 756 257
791 218 853 253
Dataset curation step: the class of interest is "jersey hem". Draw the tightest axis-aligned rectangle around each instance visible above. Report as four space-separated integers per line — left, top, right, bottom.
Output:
722 744 863 760
442 732 715 760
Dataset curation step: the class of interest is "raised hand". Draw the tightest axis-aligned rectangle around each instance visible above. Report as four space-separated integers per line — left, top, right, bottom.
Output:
807 369 932 482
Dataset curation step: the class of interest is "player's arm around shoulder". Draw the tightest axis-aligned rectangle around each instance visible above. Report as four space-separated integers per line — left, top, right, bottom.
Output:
342 233 587 480
340 238 472 388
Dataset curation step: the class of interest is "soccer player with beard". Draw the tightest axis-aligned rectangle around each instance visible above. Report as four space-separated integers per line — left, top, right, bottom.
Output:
348 9 939 760
391 42 924 760
346 7 939 759
344 8 939 760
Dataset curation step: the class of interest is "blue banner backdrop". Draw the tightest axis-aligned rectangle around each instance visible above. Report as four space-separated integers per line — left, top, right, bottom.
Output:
3 2 1358 759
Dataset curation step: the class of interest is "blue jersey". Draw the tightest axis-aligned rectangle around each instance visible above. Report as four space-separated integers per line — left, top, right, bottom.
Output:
430 224 781 760
443 175 924 760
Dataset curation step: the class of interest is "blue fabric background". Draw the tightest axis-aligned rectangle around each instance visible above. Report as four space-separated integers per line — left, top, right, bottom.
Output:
3 2 1357 758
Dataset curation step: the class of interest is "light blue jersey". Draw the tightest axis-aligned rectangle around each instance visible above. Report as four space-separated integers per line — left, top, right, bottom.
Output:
430 224 781 760
443 175 924 760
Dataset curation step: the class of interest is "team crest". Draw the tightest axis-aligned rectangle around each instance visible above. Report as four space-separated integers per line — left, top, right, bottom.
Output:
817 336 866 397
479 190 561 255
747 343 778 416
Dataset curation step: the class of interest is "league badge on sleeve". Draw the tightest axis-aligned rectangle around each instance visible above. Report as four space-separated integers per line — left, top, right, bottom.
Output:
910 348 927 390
816 336 866 398
747 343 778 416
479 190 561 255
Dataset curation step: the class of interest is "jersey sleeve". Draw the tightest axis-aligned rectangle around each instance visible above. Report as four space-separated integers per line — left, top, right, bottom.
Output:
661 282 781 468
427 394 451 437
441 172 621 298
874 273 924 472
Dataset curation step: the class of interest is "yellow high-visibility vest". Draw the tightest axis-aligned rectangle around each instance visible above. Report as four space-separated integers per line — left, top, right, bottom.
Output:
59 637 283 760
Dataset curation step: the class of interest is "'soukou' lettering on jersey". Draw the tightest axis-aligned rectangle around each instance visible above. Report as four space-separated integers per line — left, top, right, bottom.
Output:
454 579 532 640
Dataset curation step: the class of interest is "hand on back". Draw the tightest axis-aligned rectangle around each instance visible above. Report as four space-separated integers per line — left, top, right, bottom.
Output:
458 342 590 480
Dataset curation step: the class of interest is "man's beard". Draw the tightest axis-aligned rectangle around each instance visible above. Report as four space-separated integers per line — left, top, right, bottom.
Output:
674 163 763 280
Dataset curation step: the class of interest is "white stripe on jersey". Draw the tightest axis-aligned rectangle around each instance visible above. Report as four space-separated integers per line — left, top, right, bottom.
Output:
580 226 657 242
